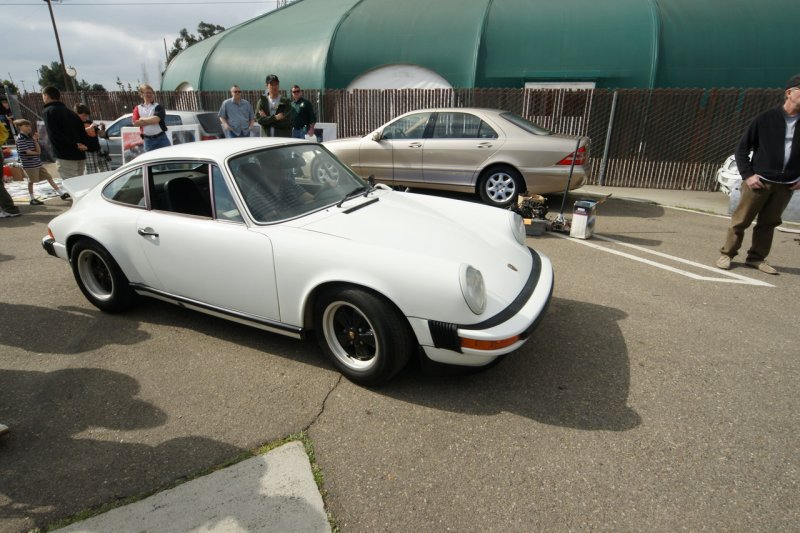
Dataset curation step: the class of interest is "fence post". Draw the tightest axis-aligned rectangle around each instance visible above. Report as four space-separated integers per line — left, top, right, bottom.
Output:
598 90 618 186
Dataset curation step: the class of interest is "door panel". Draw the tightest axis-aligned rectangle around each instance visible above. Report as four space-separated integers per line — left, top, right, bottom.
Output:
423 112 504 186
135 212 280 320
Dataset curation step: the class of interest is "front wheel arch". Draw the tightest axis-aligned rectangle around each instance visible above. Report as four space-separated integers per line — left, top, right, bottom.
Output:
311 284 415 386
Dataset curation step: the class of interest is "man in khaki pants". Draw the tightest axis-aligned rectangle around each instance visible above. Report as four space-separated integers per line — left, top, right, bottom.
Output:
716 74 800 274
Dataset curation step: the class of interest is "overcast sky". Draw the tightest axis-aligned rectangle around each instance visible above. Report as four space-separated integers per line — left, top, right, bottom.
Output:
2 0 279 93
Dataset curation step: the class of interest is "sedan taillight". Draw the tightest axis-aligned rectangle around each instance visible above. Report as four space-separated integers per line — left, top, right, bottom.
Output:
556 145 587 166
201 135 218 141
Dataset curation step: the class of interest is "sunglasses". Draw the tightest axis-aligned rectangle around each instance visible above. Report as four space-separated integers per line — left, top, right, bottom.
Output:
291 90 301 93
232 90 241 93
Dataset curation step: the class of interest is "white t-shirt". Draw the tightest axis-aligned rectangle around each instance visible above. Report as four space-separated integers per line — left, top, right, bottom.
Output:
138 103 162 136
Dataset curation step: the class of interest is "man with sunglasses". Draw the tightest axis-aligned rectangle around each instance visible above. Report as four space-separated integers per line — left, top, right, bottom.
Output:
716 74 800 274
219 85 255 138
289 85 316 140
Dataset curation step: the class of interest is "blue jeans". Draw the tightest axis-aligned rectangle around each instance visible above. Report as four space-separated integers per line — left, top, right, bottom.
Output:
227 130 251 138
292 128 307 139
143 132 171 152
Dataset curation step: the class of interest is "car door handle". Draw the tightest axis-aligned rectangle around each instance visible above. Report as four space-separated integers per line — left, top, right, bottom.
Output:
477 142 493 149
408 142 422 148
137 227 159 237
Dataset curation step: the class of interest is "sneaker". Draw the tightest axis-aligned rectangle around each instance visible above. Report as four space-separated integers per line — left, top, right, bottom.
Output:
60 193 71 200
0 208 20 218
715 255 731 270
0 423 8 437
745 260 778 275
6 206 21 216
30 198 44 205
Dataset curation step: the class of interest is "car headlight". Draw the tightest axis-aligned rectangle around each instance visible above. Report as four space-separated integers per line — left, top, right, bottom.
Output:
459 264 486 315
509 211 526 245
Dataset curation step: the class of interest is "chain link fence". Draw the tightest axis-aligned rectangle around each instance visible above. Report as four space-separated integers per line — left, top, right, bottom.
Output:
16 87 784 191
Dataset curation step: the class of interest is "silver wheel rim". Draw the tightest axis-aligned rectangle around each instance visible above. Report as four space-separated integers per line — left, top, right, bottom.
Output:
322 301 378 371
485 172 517 204
315 162 340 184
76 249 114 302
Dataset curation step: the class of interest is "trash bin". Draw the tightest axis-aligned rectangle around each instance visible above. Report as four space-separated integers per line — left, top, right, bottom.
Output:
570 200 597 239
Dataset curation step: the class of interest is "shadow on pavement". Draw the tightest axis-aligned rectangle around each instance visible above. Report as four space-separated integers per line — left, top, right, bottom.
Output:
0 368 242 531
0 304 150 354
385 297 641 432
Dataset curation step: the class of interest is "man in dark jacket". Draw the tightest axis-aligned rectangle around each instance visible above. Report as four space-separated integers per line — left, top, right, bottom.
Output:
716 74 800 274
255 74 292 138
42 86 87 179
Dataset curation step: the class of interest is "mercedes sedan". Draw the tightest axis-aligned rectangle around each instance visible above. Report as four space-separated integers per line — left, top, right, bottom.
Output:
322 108 589 208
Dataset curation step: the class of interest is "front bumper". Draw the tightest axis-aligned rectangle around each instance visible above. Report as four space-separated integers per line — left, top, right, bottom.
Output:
416 248 554 366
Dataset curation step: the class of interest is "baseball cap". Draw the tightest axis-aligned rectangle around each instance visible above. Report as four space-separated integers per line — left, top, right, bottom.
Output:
786 74 800 90
265 74 279 84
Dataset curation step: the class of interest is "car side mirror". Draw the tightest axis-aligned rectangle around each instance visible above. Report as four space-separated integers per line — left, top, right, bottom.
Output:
371 131 382 142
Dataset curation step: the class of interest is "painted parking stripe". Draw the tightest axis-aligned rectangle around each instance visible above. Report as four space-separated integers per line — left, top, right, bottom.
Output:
551 233 774 287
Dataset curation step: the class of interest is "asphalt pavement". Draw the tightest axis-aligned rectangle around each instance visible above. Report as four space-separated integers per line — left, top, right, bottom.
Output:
2 183 798 532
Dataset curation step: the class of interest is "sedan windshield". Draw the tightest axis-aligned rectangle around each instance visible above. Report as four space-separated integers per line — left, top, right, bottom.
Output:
228 144 367 223
500 112 552 136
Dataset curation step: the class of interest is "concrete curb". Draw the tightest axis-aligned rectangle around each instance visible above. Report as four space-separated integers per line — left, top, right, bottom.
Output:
55 441 331 533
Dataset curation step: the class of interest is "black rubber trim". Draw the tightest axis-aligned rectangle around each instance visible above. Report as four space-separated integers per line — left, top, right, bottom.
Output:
428 247 544 351
130 283 304 337
42 238 57 257
461 247 542 331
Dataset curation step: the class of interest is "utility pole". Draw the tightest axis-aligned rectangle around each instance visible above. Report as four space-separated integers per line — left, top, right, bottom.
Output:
43 0 74 92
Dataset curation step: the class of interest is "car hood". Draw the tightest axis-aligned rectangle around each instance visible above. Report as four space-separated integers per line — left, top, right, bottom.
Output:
299 190 533 282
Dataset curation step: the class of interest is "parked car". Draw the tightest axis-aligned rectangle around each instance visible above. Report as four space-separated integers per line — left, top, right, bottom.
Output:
321 108 589 208
41 138 554 385
99 110 224 169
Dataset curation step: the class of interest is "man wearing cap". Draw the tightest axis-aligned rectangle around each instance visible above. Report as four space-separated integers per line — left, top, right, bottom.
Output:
255 74 292 138
715 74 800 274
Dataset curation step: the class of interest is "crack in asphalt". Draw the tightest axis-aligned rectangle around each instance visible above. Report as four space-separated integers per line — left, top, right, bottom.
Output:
305 374 343 431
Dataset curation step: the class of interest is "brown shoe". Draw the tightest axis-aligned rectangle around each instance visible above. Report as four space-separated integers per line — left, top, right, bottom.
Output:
745 260 778 275
715 255 731 270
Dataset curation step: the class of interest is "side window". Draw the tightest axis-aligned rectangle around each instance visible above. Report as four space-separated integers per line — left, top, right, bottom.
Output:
148 161 212 217
212 166 244 223
478 120 498 139
105 117 132 137
432 113 493 139
382 112 432 140
102 168 145 207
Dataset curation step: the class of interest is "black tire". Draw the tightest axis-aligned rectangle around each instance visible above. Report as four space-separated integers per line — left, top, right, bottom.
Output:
314 288 414 386
478 165 524 208
70 239 137 313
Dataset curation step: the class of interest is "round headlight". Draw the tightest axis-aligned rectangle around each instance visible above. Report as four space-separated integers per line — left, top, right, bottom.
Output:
509 211 526 245
459 264 486 315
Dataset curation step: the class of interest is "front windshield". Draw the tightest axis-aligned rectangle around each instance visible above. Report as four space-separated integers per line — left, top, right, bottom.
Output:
228 144 367 223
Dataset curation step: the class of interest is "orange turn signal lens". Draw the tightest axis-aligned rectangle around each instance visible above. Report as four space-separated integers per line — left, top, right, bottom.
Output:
461 336 520 351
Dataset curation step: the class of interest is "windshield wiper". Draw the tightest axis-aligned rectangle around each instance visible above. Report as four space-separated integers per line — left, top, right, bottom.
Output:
336 176 378 208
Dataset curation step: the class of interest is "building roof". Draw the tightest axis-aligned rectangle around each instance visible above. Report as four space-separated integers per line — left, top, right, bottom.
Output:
161 0 800 91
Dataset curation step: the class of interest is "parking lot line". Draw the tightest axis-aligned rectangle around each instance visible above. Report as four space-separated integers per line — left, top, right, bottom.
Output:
551 233 774 287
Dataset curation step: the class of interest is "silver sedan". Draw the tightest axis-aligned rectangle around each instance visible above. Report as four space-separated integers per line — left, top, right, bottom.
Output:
322 108 589 207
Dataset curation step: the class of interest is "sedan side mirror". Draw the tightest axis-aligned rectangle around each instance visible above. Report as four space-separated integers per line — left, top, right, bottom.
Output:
371 131 382 142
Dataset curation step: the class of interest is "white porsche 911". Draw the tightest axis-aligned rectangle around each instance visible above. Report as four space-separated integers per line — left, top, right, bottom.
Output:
42 138 554 385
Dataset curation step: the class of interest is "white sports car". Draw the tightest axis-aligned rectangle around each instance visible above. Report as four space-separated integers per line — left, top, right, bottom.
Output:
42 138 554 385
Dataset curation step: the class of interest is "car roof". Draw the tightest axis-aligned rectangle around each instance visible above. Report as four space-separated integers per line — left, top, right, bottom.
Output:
128 137 308 165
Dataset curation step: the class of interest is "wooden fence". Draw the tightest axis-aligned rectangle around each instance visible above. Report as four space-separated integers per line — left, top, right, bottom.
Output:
15 87 784 191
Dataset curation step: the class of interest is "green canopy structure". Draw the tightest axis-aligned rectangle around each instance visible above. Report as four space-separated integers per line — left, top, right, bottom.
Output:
161 0 799 91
